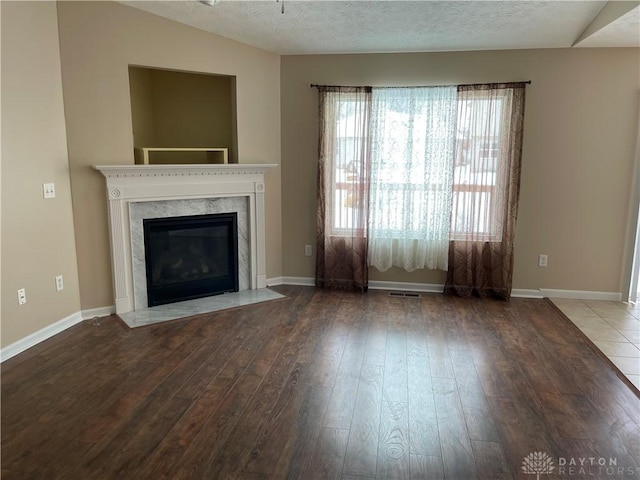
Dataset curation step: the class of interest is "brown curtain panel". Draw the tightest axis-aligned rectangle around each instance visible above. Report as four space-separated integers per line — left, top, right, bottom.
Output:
445 83 527 300
316 86 372 292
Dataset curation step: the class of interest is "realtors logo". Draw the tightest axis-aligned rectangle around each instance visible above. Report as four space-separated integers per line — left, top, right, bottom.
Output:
522 451 555 479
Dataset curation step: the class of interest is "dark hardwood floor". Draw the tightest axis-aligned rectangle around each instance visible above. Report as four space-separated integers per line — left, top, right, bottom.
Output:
2 286 639 479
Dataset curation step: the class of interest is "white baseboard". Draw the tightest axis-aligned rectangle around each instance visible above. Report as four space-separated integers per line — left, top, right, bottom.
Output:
272 277 448 293
539 289 622 301
512 289 545 299
276 276 544 297
273 277 622 301
371 283 544 298
266 276 283 286
81 305 115 319
1 305 116 363
1 310 83 362
270 276 315 287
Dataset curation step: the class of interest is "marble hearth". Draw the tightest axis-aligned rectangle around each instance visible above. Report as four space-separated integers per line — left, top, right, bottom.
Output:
95 164 277 320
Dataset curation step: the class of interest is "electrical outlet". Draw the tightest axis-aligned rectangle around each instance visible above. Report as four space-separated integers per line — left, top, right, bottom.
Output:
305 244 313 256
538 254 548 267
55 275 64 291
43 183 56 199
17 288 26 305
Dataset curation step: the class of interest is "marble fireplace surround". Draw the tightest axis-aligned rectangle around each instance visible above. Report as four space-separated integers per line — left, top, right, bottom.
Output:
95 164 277 315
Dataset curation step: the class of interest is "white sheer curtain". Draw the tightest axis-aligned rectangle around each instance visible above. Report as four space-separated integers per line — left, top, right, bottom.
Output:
368 86 457 272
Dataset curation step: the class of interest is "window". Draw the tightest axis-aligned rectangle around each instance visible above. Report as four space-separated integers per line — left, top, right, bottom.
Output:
321 84 523 274
331 97 368 232
451 92 509 241
367 87 457 271
317 82 526 294
331 92 511 240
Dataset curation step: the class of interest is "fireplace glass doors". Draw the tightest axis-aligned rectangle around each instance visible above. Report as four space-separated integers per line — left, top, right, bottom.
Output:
143 213 239 307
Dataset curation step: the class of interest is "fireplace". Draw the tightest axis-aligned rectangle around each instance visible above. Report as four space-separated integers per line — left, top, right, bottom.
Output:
143 213 239 307
94 164 276 315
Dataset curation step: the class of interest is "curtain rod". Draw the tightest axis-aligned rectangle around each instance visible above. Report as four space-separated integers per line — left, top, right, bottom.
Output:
310 84 369 88
459 80 531 87
310 80 532 88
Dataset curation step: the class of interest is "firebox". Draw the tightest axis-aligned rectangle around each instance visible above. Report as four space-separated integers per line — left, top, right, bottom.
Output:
142 213 239 307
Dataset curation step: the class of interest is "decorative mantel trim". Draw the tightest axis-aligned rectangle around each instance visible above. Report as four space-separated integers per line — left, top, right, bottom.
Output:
94 164 277 315
95 164 275 178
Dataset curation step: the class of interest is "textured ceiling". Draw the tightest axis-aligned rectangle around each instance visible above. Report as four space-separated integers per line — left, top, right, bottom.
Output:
122 1 640 55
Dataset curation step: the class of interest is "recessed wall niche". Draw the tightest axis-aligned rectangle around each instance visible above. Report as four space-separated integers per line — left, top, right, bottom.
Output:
128 66 238 164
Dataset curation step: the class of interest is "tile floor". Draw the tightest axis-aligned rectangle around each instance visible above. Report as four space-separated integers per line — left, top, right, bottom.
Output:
550 297 640 390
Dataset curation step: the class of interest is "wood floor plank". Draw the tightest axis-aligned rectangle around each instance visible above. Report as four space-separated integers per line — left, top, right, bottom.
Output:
471 440 513 480
562 351 640 425
305 427 349 480
362 324 388 366
241 322 295 379
550 390 640 468
426 330 455 379
284 385 333 479
376 400 411 479
135 377 239 478
166 391 253 479
80 395 194 478
449 347 500 443
341 294 369 345
537 391 592 440
322 342 366 429
236 333 302 428
2 286 638 479
75 321 251 461
202 425 259 479
73 358 181 443
487 395 562 477
1 324 124 435
309 341 346 387
342 363 384 478
407 332 440 457
432 376 478 480
409 454 445 480
383 329 408 403
243 363 313 476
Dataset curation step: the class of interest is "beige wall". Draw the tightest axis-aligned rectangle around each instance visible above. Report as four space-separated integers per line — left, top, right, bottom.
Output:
57 1 282 310
150 69 234 154
129 67 156 149
1 1 81 347
281 49 640 292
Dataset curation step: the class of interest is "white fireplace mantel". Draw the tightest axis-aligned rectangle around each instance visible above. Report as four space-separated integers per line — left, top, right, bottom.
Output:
94 164 277 314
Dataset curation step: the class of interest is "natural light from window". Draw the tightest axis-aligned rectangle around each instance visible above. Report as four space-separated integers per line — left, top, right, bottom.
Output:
331 95 507 241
